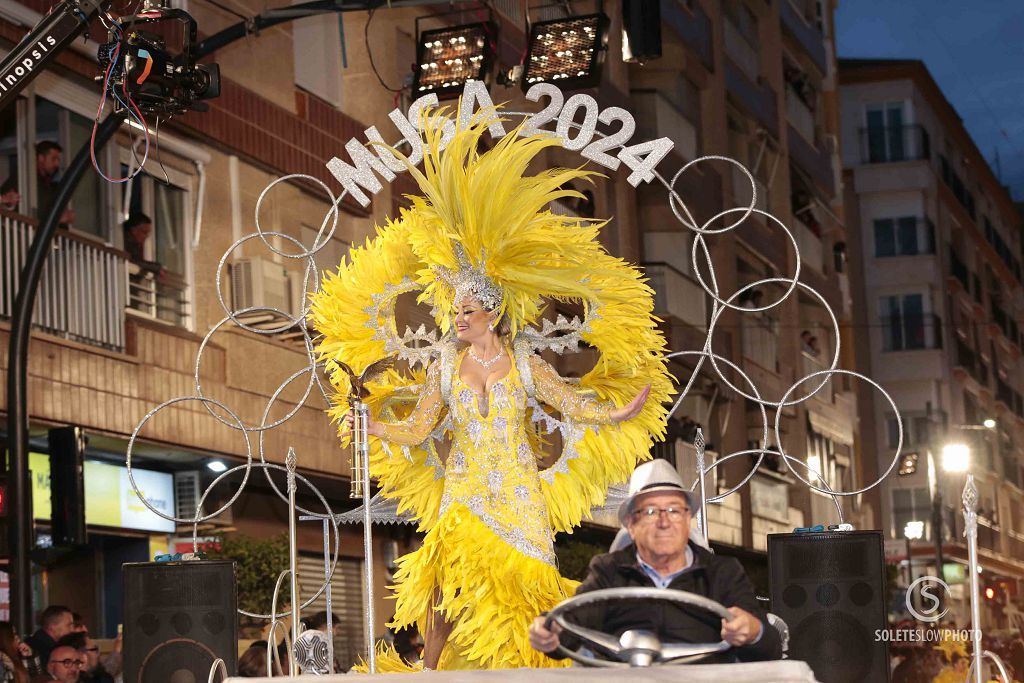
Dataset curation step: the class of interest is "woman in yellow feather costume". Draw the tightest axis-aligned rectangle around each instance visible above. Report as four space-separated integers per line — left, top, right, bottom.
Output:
310 108 674 670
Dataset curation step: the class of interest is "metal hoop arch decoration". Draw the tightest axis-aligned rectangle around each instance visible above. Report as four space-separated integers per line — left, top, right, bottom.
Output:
774 368 904 496
126 395 253 524
703 277 840 407
253 173 342 260
663 349 769 501
190 461 342 620
213 230 320 334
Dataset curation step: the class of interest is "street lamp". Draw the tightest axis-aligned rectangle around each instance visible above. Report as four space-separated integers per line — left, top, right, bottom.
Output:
942 443 971 473
904 520 924 586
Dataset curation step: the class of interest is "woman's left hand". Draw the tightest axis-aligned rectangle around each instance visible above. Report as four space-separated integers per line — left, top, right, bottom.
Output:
610 384 651 423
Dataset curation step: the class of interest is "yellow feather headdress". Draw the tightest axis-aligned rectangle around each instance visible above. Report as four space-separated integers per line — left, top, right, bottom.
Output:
311 105 674 532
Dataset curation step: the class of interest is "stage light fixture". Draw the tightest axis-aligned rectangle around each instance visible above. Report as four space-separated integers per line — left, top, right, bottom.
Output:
207 460 227 473
522 13 610 91
413 22 495 99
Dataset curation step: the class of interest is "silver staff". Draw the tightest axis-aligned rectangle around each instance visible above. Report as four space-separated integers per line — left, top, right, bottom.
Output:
286 448 300 677
694 428 709 545
963 475 982 683
354 400 377 673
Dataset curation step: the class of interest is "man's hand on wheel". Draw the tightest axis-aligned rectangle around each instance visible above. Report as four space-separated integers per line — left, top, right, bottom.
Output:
720 606 763 647
528 616 563 653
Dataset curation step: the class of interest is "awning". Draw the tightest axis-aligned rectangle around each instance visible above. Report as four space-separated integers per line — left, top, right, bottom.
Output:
808 409 854 445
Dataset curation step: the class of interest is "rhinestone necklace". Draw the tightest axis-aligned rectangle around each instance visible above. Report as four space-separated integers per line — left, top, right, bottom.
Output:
468 346 504 369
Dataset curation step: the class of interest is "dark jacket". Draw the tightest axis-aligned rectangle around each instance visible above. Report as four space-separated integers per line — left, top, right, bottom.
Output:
23 630 55 671
549 542 782 664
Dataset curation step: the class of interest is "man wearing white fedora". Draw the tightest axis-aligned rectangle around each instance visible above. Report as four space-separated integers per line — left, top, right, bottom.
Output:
528 459 781 663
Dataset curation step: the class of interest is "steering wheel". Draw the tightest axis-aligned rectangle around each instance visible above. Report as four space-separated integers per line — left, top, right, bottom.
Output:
547 587 733 667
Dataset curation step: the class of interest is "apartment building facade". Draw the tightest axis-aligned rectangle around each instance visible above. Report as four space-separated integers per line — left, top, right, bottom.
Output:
0 0 869 649
841 58 1024 627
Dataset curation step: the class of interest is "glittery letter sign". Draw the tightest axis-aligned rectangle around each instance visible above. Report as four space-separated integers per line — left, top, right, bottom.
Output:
326 80 675 207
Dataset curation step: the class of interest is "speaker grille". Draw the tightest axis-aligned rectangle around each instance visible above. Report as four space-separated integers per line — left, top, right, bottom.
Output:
769 531 889 683
124 562 237 683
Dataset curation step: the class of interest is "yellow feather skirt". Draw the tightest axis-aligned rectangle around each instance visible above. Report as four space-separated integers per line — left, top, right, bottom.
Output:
385 503 578 670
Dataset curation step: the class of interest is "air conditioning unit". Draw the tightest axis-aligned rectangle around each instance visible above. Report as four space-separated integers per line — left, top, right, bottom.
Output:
174 471 202 522
174 471 233 526
231 257 295 315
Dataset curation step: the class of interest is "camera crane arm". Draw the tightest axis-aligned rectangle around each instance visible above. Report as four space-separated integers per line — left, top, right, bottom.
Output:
0 0 109 110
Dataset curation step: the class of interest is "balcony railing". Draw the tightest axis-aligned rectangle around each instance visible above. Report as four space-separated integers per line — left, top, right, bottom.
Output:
802 350 834 401
644 262 706 330
742 315 778 372
723 18 759 82
0 213 128 351
634 91 698 162
949 248 970 291
785 85 816 143
990 296 1012 341
129 268 190 328
859 125 930 164
779 0 827 73
795 217 824 273
881 314 942 352
731 164 768 213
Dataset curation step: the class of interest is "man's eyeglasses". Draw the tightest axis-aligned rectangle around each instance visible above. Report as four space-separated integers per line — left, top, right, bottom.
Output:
632 505 690 523
53 659 84 668
84 647 99 653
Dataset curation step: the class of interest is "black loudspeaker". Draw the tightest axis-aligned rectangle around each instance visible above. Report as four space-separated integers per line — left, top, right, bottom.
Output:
124 561 238 683
621 0 661 63
768 531 890 683
48 426 86 546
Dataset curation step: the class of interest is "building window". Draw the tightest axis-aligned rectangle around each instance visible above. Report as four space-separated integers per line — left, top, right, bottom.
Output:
35 97 108 238
874 217 934 257
122 168 192 328
880 293 933 351
293 13 344 106
866 103 906 162
891 487 932 540
886 414 931 449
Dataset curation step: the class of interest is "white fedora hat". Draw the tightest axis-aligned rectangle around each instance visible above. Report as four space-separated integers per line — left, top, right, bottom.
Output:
617 459 697 526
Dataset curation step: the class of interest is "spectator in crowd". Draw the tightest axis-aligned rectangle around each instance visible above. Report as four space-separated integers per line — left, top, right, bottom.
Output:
34 141 73 227
1 176 19 212
0 622 32 683
391 626 423 666
24 607 73 671
54 633 111 683
238 642 280 677
38 646 81 683
69 615 86 636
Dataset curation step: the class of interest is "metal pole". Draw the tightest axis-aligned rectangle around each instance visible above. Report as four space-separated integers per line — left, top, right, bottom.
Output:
285 448 300 677
905 535 913 587
963 475 983 683
933 464 946 590
5 113 122 634
356 401 376 673
322 517 335 673
694 428 708 545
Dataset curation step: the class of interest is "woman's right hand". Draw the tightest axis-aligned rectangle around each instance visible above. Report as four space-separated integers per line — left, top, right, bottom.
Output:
342 409 383 438
16 641 31 657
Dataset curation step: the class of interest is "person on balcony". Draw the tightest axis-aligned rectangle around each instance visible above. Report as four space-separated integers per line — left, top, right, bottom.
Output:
1 176 20 212
123 212 165 280
34 141 73 227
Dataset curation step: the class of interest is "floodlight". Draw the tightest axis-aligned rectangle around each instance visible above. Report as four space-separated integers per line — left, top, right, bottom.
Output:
413 22 495 98
523 13 610 91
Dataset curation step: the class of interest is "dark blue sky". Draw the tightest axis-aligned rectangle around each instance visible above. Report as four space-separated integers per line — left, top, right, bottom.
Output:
835 1 1024 201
